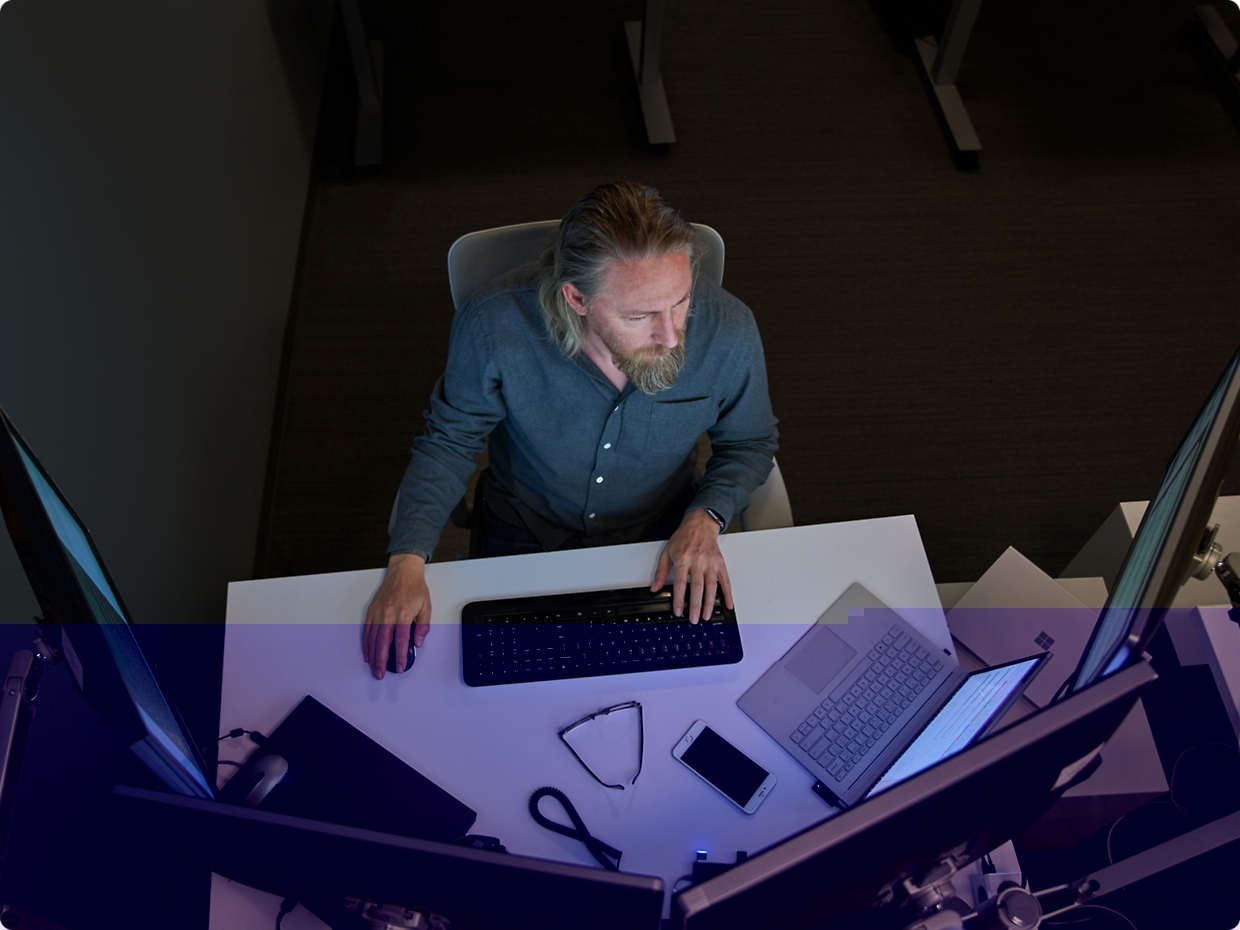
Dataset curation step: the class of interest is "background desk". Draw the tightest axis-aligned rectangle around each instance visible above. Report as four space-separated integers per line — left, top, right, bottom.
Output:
212 517 948 927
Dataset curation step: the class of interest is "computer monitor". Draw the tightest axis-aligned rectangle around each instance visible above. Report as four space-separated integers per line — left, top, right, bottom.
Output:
0 407 215 799
1067 342 1240 693
671 659 1155 929
112 784 665 930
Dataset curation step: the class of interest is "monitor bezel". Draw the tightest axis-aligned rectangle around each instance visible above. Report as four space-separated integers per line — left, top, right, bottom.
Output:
1068 343 1240 693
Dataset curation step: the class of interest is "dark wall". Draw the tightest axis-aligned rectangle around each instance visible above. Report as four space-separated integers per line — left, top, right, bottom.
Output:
0 0 332 629
0 4 335 924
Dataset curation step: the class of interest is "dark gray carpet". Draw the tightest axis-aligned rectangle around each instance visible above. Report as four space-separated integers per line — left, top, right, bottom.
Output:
258 0 1240 584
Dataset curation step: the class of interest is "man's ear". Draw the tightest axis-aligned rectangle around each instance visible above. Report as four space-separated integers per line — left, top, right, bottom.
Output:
562 282 589 318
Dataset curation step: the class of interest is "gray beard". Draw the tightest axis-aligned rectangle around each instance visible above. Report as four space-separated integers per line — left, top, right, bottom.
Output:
610 337 686 394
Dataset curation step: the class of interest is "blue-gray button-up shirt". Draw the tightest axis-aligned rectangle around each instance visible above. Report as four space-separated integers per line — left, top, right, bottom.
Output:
388 265 778 559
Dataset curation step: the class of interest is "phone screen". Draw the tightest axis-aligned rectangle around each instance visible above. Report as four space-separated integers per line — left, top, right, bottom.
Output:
679 726 770 807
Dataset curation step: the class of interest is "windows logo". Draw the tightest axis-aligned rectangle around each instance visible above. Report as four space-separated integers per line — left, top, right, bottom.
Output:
1034 631 1055 651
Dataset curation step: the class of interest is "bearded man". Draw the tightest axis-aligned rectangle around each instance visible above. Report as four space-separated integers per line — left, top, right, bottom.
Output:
364 181 779 679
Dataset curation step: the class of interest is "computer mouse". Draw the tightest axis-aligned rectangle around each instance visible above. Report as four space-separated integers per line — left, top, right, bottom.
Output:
386 640 416 674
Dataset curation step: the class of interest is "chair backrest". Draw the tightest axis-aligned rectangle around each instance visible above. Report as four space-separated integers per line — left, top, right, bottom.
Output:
738 459 793 532
447 221 726 311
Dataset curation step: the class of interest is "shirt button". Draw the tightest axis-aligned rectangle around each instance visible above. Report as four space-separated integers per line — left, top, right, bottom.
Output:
589 513 596 519
596 476 604 483
603 443 612 449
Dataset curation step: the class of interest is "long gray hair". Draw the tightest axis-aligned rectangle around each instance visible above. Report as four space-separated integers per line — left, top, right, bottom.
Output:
537 182 700 357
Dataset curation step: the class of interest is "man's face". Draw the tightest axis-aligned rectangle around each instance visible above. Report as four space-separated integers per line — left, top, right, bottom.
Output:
564 250 693 393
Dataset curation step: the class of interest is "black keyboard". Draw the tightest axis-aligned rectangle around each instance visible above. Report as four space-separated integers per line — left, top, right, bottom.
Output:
461 586 743 687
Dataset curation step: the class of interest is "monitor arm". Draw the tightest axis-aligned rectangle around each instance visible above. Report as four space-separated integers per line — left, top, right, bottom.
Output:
1184 524 1240 620
1214 551 1240 616
30 615 62 667
0 646 42 869
896 860 974 930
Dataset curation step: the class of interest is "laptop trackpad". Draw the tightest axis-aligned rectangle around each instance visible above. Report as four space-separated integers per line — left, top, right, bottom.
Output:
785 626 857 694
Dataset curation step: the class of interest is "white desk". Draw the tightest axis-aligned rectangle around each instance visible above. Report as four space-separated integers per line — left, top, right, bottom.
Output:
212 517 947 926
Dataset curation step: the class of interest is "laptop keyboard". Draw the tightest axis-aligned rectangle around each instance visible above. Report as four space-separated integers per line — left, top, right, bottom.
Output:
461 586 743 686
791 625 944 782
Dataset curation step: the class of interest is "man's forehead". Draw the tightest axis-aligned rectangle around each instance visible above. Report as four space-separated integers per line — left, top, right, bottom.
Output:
598 250 692 298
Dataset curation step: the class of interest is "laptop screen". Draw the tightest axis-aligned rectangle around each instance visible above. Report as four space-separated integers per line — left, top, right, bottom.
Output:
866 654 1045 797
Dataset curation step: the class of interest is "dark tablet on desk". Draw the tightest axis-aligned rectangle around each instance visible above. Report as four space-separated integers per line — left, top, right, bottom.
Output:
221 695 476 842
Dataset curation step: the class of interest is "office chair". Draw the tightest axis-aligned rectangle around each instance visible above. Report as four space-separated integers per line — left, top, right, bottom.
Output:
388 220 792 555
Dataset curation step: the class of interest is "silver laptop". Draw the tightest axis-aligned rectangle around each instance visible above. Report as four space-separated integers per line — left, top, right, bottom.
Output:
738 583 1047 808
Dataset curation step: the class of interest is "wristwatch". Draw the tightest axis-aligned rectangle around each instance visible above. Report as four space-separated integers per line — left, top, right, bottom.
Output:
703 507 727 532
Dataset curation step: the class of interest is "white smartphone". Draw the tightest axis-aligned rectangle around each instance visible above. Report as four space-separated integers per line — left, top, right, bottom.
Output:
672 720 776 814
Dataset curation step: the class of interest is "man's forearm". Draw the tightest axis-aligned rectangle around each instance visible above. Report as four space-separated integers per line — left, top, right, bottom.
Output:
387 452 471 559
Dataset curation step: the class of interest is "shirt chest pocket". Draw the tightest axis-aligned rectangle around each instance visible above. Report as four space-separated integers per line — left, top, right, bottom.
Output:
641 397 716 460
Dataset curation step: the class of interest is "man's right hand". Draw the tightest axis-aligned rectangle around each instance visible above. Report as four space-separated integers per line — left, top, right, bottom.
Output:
363 553 432 679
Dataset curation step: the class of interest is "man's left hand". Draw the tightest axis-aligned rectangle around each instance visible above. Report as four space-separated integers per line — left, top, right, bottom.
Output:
653 508 734 623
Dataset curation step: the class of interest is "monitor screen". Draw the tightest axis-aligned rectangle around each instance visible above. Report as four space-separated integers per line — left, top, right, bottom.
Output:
1069 343 1240 693
0 408 214 798
867 653 1044 797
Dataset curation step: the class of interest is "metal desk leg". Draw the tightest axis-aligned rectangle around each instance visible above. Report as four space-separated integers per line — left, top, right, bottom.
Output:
624 0 676 145
913 0 983 168
339 0 384 167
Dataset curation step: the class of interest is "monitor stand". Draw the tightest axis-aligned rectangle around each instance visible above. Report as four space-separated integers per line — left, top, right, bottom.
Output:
1212 550 1240 625
1187 523 1240 619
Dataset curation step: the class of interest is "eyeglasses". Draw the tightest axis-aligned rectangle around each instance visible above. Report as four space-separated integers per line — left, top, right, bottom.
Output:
558 701 644 790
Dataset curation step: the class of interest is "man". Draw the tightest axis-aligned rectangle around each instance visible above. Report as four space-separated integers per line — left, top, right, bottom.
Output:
364 181 778 679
